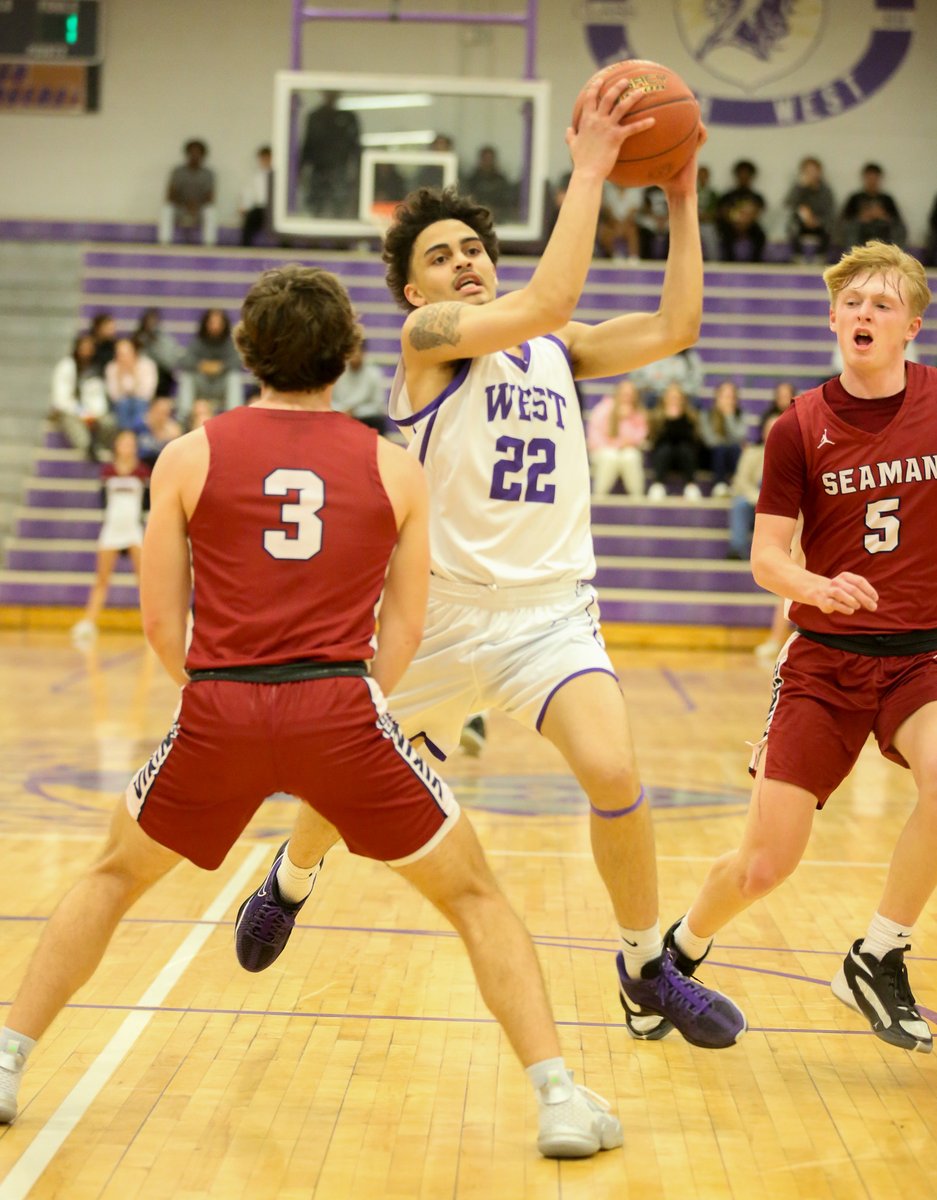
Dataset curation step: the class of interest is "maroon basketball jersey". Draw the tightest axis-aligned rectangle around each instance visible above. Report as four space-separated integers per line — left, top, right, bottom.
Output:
790 361 937 635
185 407 397 669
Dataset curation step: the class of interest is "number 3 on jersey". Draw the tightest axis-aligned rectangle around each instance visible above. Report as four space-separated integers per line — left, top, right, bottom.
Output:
864 496 900 555
263 468 325 560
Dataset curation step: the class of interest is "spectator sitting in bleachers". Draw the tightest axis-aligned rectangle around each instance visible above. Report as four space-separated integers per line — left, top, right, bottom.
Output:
628 346 703 406
462 145 516 222
89 311 117 373
634 186 670 260
187 397 216 431
239 145 273 247
136 396 183 466
697 164 720 260
926 192 937 267
764 379 795 422
716 159 767 262
726 411 781 559
596 181 640 260
699 380 747 497
586 378 648 496
331 341 388 435
105 337 158 435
159 138 217 246
837 163 906 249
50 333 114 461
176 308 244 421
784 156 835 262
646 383 703 501
133 308 183 398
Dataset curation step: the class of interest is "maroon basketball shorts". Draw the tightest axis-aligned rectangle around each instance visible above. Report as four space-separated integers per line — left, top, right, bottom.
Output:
126 676 459 869
753 633 937 806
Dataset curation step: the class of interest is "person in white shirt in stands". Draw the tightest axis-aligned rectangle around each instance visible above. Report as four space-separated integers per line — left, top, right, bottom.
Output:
239 145 273 247
331 341 388 435
50 333 114 461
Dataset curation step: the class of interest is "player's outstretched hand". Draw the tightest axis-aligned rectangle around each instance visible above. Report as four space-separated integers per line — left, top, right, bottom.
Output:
811 571 879 615
564 79 654 179
664 122 708 199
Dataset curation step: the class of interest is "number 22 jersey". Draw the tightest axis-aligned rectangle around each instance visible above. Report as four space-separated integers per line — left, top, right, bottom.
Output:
389 335 595 588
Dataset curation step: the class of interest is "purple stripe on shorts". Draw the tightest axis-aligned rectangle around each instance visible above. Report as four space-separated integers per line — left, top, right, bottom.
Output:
409 730 447 762
535 667 619 733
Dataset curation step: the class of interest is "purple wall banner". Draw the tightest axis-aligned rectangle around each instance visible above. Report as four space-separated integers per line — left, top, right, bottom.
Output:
583 0 915 127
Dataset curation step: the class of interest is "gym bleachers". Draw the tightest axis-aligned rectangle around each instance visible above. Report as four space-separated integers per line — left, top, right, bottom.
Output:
1 244 933 630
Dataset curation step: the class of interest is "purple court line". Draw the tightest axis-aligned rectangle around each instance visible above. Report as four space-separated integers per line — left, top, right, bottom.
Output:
659 667 697 712
0 998 890 1036
1 912 935 969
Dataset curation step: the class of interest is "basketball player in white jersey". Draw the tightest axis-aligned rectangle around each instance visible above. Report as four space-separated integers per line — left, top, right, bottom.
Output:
236 78 745 1049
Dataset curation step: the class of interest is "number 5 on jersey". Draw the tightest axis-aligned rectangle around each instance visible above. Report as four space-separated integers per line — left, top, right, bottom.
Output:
263 468 325 560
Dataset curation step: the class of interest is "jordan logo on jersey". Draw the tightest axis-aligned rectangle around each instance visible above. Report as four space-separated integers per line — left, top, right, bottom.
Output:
817 428 835 448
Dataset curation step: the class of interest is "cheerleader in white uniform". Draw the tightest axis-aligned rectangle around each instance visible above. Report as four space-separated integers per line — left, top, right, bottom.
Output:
71 429 150 642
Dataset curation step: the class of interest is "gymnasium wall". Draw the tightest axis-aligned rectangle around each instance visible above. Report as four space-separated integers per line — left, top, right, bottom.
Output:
3 0 935 245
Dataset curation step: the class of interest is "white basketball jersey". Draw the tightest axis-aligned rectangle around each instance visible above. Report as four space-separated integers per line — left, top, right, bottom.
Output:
389 335 595 587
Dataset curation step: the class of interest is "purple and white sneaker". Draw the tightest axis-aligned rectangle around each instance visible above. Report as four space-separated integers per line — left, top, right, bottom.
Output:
617 947 746 1050
235 841 316 973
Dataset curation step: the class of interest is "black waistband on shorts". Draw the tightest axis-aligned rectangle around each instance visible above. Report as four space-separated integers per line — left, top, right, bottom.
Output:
796 628 937 658
187 659 368 683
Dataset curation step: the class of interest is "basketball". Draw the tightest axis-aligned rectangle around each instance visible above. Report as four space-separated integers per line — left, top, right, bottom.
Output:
572 59 700 188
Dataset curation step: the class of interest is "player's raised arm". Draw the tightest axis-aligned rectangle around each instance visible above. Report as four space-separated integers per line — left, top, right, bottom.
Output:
399 79 654 367
562 130 706 380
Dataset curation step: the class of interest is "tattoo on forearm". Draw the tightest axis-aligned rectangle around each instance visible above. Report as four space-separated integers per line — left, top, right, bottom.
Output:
409 303 462 350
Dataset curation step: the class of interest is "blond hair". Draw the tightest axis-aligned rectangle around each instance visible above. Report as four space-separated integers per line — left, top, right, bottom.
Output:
823 241 931 318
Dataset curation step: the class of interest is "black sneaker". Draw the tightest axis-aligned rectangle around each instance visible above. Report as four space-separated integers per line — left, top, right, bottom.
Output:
831 940 933 1053
663 917 712 975
459 714 487 757
234 841 317 973
617 947 746 1050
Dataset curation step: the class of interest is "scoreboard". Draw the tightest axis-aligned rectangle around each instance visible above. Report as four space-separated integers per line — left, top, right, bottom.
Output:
0 0 101 64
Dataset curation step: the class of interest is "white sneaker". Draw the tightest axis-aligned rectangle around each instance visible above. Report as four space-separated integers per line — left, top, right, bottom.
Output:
536 1071 623 1159
0 1049 24 1124
754 639 780 664
683 482 702 501
71 618 97 644
647 482 666 501
712 481 730 498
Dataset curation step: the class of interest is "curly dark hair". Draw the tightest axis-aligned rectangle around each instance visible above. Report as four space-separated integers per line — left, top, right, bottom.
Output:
234 265 362 393
382 186 499 310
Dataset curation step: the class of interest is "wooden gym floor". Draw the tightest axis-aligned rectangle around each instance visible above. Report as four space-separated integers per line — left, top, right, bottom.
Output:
0 629 934 1199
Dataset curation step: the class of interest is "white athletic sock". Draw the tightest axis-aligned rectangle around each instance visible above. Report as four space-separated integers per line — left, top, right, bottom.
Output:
619 923 663 978
526 1057 572 1098
0 1028 35 1070
673 917 713 964
275 845 321 906
860 912 913 961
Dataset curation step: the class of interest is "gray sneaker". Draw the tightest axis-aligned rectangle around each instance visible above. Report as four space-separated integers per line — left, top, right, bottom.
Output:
0 1047 24 1124
536 1071 623 1159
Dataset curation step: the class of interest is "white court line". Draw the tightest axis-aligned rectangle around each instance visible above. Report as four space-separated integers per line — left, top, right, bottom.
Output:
486 849 891 869
0 844 269 1200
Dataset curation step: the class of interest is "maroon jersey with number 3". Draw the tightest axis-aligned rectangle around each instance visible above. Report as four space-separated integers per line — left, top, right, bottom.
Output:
786 361 937 635
185 406 397 670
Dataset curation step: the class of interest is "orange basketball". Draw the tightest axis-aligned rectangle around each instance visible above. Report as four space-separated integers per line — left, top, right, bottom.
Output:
572 59 700 188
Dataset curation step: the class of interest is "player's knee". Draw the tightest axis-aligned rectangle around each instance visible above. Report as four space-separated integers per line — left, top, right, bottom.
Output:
580 757 638 806
736 850 795 901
